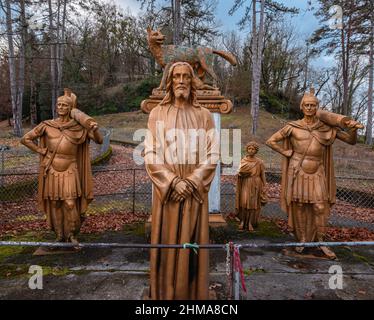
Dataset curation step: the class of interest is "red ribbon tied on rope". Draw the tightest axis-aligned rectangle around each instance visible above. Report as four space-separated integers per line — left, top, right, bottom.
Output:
233 245 247 293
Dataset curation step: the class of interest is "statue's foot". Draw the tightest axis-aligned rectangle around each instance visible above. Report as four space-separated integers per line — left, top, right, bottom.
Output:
68 236 80 249
320 246 337 260
238 222 244 230
55 235 64 242
247 223 254 232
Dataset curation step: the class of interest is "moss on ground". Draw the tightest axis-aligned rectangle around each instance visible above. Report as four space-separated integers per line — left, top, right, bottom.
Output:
123 223 145 237
210 219 286 243
243 267 266 276
0 264 76 279
254 220 285 238
91 146 113 166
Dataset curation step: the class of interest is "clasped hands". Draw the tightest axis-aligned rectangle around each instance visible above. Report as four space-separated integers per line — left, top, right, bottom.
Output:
170 178 194 203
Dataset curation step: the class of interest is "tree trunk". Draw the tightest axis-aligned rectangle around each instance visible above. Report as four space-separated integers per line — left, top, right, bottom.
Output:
342 1 354 116
173 0 181 45
56 0 67 95
251 0 265 136
4 0 23 136
303 41 310 91
18 0 26 129
250 0 257 135
366 18 373 145
30 78 38 127
48 0 57 118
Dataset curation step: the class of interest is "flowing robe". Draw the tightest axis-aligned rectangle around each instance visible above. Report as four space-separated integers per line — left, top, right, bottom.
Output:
144 102 218 300
235 157 267 227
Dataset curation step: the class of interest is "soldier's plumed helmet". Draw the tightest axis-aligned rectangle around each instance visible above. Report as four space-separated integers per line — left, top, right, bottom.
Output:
300 88 319 110
57 88 77 109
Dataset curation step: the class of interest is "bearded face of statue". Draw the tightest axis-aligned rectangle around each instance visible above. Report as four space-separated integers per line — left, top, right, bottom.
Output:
301 99 318 117
172 65 192 101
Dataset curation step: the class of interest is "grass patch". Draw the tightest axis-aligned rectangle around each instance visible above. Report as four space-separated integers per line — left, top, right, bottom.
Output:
0 231 53 263
16 215 44 222
0 264 29 278
254 220 286 238
334 247 374 266
123 223 145 237
85 199 135 216
0 247 30 263
209 219 286 243
243 267 266 276
0 264 72 279
91 146 113 166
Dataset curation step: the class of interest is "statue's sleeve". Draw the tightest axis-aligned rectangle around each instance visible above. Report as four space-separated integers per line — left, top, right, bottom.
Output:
186 109 219 197
144 108 178 203
278 124 293 138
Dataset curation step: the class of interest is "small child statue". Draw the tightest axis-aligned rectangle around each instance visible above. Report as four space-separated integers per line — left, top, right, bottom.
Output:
235 141 268 231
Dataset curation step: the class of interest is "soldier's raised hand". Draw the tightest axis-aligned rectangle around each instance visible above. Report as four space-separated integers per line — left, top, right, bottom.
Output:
344 119 364 130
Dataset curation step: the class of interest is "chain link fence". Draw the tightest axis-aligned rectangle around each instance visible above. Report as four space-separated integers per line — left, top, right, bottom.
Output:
0 143 373 233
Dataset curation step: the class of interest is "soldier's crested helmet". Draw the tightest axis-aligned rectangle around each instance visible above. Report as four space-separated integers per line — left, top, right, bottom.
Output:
300 87 319 109
57 88 77 109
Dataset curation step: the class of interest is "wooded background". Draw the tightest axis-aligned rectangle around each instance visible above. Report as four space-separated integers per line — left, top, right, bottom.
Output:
0 0 373 144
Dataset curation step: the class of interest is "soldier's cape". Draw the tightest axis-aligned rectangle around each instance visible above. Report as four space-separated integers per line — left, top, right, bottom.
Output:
280 119 337 230
35 119 93 220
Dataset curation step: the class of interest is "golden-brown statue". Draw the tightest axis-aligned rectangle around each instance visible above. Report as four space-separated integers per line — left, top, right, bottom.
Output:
266 89 364 259
144 62 219 299
21 89 103 245
235 141 267 232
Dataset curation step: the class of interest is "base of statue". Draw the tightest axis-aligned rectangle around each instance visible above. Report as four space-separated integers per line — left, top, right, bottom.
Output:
208 213 227 227
141 88 233 114
282 247 337 260
141 288 217 300
33 246 81 256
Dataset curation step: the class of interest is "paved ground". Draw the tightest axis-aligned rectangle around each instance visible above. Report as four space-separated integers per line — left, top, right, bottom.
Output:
0 223 374 300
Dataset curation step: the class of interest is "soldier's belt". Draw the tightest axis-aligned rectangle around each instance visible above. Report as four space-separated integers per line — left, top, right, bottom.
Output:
292 152 322 162
47 150 76 160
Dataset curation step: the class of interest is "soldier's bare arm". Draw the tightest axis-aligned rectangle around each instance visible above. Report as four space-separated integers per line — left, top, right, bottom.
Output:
21 126 47 155
266 131 293 158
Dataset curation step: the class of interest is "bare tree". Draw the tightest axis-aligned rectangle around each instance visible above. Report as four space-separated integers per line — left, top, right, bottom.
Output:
366 13 373 144
250 0 265 136
172 0 181 45
47 0 68 118
1 0 24 136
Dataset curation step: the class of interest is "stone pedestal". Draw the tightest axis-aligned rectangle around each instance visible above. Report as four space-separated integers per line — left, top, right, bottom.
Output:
141 88 233 114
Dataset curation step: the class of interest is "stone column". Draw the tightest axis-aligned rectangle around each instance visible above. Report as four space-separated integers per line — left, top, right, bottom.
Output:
209 113 220 213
